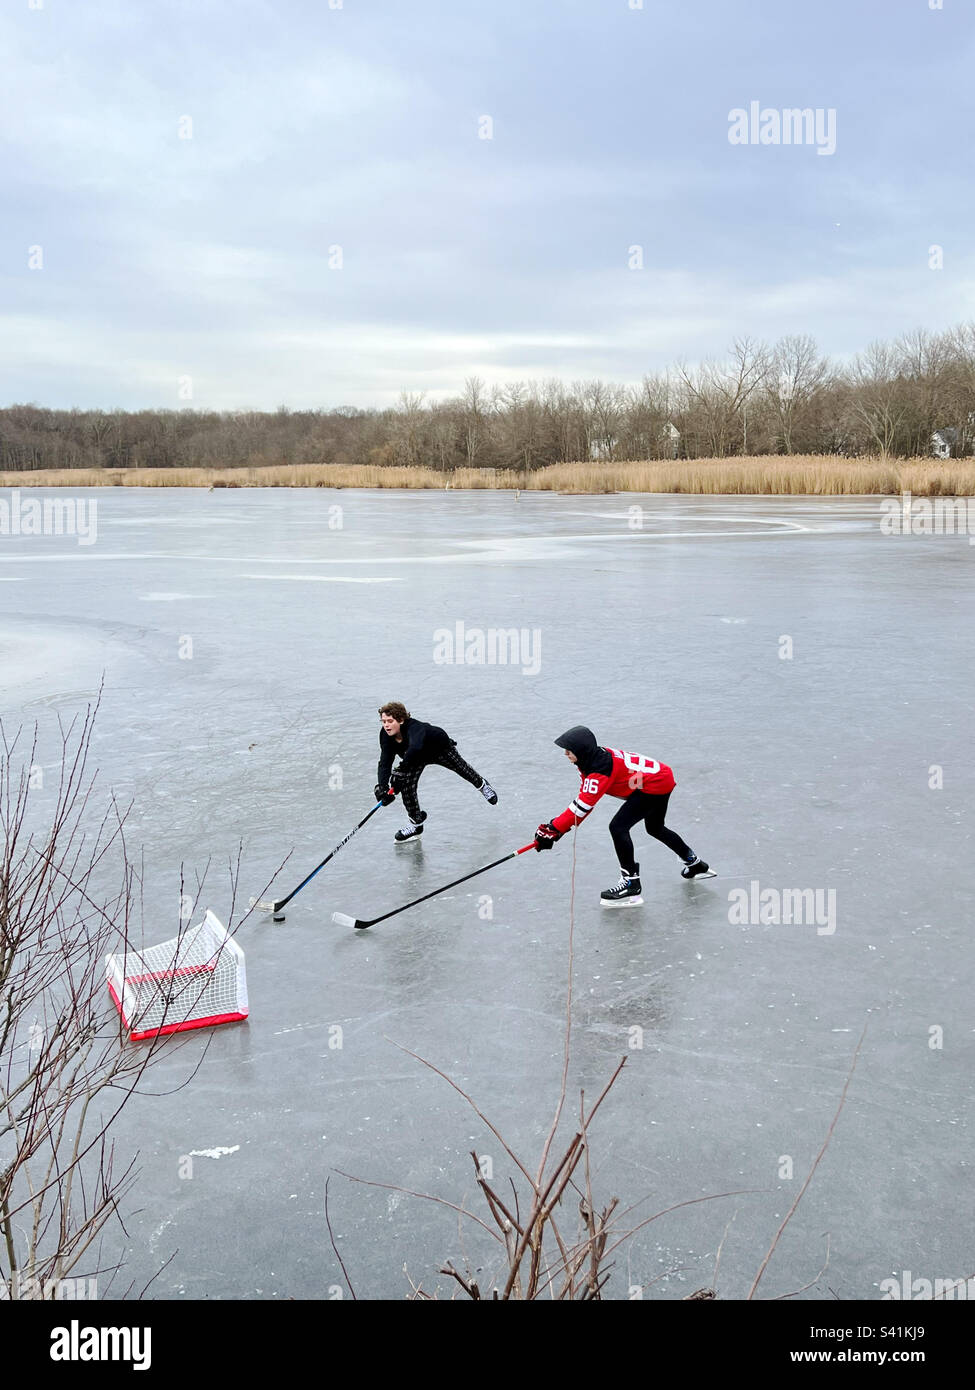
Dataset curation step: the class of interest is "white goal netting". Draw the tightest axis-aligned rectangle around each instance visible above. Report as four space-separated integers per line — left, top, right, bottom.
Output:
106 909 248 1040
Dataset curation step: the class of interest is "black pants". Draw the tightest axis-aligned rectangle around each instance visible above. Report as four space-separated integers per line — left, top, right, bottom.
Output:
399 745 484 821
609 791 691 874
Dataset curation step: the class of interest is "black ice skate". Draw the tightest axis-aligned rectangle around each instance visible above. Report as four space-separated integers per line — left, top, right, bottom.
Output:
681 854 715 879
600 867 643 907
394 811 427 842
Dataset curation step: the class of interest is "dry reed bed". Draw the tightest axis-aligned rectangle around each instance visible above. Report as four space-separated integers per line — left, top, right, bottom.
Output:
1 457 973 495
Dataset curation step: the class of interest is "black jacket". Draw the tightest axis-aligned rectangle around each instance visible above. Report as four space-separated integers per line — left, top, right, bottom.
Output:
378 717 453 786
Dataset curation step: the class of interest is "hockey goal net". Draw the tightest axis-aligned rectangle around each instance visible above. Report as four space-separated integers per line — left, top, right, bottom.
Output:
106 909 248 1040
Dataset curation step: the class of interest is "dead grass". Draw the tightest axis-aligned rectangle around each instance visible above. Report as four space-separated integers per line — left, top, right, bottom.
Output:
1 456 973 495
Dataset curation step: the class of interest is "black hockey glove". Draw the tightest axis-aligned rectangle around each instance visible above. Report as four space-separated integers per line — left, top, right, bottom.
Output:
534 821 562 851
389 769 406 793
374 784 396 806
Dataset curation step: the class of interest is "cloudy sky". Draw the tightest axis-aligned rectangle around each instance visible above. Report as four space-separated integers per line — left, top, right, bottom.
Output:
2 0 973 410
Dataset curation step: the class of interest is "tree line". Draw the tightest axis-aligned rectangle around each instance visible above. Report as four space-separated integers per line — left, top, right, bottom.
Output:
3 324 975 473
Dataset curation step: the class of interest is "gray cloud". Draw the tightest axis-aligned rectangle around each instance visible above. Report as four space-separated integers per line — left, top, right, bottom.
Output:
2 0 974 408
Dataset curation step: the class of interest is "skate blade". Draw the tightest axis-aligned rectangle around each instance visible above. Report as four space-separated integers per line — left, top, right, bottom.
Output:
684 869 716 880
600 896 644 908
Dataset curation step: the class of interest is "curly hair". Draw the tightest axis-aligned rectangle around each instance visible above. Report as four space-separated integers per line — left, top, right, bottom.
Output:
378 701 410 723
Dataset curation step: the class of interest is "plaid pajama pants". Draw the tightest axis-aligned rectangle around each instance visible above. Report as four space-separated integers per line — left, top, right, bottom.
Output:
398 744 484 822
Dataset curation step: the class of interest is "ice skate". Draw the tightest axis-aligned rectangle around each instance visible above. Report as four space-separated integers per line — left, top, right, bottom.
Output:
394 811 426 842
600 867 643 907
681 854 715 879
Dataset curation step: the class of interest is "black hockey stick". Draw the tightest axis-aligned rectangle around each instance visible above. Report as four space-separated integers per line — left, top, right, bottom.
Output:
251 800 389 919
333 841 537 931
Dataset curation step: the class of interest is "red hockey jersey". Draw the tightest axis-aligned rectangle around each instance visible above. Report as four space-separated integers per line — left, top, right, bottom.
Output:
551 748 675 835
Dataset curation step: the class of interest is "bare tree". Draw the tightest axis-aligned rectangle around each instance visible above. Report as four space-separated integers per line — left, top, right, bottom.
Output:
676 338 770 457
490 382 553 471
0 703 235 1300
462 376 486 467
895 329 954 457
847 341 910 462
946 323 975 455
425 403 457 472
541 381 586 463
765 335 832 455
579 380 626 462
623 374 676 460
390 392 426 468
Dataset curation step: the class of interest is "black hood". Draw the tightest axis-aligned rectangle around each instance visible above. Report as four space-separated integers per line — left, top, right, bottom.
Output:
554 726 612 776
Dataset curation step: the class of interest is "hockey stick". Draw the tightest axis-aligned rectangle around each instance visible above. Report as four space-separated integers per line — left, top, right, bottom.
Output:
251 800 389 919
333 841 537 931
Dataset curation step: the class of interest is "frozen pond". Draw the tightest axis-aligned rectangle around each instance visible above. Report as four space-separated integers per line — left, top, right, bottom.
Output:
1 488 972 1301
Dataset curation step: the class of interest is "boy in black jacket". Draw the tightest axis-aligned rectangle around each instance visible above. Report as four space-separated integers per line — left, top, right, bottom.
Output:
375 701 498 841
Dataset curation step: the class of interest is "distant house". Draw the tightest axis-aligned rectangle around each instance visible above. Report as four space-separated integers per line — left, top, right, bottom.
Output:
931 428 959 459
589 436 618 461
589 422 680 460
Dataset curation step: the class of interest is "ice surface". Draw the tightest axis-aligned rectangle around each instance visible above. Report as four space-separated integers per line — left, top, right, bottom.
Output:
1 488 972 1300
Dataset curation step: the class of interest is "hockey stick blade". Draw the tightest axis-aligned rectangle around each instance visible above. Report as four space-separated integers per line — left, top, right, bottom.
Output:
332 912 359 929
249 801 387 918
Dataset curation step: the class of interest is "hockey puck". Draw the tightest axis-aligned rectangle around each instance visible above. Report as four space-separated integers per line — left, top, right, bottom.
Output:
273 913 286 922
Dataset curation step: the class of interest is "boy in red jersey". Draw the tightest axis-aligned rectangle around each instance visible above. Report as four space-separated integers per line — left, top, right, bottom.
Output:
533 725 714 905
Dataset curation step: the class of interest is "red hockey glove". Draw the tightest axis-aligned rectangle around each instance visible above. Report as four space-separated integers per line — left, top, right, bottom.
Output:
534 821 562 851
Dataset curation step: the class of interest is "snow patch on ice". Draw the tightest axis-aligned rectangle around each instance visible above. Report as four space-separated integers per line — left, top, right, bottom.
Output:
149 1217 174 1251
187 1145 240 1159
239 574 401 583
